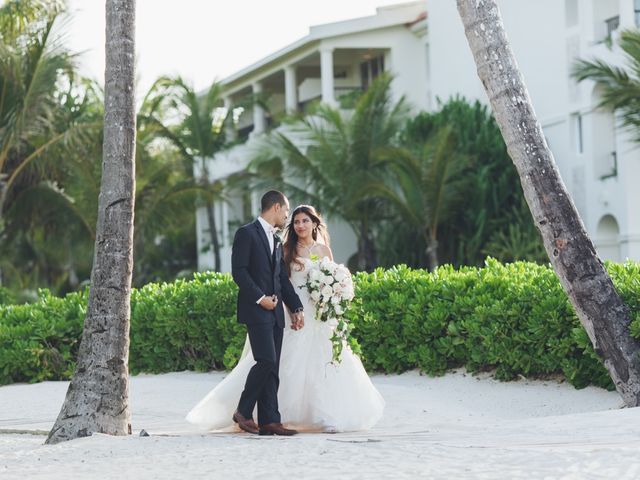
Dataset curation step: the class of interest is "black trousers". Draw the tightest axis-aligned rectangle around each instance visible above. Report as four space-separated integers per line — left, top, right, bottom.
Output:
237 321 284 425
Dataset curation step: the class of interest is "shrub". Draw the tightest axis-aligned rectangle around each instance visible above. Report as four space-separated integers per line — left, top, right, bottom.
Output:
2 260 639 390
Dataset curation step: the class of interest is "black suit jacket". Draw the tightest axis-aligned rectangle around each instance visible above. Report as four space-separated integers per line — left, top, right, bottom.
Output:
231 220 303 328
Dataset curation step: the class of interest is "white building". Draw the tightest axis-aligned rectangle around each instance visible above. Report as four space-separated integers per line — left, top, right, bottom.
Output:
196 1 428 272
426 0 640 263
197 0 640 272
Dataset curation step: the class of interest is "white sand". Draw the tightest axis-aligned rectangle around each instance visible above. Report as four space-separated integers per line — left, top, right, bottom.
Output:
1 370 640 479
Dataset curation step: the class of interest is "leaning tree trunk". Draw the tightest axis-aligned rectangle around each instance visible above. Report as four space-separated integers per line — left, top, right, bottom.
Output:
456 0 640 406
46 0 136 444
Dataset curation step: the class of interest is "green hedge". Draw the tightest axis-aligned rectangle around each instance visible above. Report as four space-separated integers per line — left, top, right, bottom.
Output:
0 286 15 305
1 260 639 389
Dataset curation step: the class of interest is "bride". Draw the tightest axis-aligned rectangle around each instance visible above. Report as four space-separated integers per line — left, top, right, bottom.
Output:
186 204 384 432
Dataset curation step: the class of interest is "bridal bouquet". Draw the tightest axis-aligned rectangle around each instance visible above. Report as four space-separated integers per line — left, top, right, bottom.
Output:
300 256 355 363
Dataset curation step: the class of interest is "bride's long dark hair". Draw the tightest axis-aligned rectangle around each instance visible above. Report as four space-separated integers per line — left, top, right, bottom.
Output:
283 204 330 275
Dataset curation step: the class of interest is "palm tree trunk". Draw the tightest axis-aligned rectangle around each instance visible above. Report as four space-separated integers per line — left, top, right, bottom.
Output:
457 0 640 406
46 0 136 444
0 173 6 285
425 230 439 272
357 217 378 272
197 158 220 272
204 201 221 272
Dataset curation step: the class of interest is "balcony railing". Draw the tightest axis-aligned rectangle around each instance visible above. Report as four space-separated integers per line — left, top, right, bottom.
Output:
605 15 620 39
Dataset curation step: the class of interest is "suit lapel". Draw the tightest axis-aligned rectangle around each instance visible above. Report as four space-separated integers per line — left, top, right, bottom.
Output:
254 220 273 268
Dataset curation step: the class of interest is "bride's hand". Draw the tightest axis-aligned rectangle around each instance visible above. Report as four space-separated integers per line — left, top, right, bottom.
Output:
293 311 304 330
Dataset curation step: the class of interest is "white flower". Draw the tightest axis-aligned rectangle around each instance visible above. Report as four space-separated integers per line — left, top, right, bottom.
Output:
321 285 333 298
332 282 343 295
327 317 339 327
310 290 321 302
335 304 344 315
334 269 347 282
320 257 332 270
309 268 321 282
331 295 340 305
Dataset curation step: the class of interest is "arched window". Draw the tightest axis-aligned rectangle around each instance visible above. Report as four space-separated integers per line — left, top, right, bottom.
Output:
596 214 621 262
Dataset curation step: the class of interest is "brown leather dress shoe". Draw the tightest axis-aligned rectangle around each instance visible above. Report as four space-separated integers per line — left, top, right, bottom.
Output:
258 423 298 436
232 410 259 434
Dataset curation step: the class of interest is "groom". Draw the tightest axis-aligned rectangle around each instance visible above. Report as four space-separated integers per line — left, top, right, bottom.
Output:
231 190 304 436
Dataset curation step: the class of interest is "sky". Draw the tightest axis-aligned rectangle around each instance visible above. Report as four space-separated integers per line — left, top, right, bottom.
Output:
65 0 412 94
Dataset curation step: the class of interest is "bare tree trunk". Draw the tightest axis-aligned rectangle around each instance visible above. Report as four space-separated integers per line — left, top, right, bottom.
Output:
356 218 377 272
456 0 640 406
46 0 136 444
197 158 220 271
0 174 5 285
425 231 439 272
204 201 221 271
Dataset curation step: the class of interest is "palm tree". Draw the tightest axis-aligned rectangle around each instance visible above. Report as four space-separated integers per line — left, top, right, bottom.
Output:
0 1 103 288
401 97 545 267
139 76 230 272
572 29 640 142
0 75 103 295
457 0 640 406
47 0 137 444
251 73 408 271
0 0 73 221
380 126 470 270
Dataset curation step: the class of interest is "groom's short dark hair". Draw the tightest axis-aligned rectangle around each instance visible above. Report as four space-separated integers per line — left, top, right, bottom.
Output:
261 190 286 212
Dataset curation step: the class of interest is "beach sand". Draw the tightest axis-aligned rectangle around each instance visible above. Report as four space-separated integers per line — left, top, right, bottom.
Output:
1 369 639 479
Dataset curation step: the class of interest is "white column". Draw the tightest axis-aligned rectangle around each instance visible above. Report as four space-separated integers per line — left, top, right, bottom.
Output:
284 65 298 113
221 201 229 248
619 0 635 28
251 191 260 217
223 96 236 141
320 48 336 106
252 82 266 135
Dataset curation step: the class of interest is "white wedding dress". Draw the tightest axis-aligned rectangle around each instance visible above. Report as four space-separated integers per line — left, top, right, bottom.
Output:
186 257 385 432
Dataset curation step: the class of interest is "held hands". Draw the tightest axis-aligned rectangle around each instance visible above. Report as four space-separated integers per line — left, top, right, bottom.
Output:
259 294 278 311
259 296 304 329
291 311 305 330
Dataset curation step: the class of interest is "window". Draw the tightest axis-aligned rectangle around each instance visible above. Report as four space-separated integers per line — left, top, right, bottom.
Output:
360 54 385 90
636 0 640 26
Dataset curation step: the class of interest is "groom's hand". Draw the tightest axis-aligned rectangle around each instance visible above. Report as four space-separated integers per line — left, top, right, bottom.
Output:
293 311 305 330
259 295 278 311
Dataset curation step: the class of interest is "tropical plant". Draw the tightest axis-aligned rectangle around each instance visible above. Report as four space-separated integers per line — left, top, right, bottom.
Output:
250 73 409 271
572 29 640 142
388 96 545 268
139 76 231 272
0 1 103 291
379 125 470 270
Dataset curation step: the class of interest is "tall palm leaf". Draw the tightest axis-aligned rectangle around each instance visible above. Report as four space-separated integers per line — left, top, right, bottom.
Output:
0 0 74 212
378 126 470 270
139 76 230 271
572 29 640 142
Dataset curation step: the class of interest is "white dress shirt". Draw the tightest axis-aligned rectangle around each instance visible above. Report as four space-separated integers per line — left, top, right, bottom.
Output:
257 215 276 254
